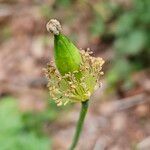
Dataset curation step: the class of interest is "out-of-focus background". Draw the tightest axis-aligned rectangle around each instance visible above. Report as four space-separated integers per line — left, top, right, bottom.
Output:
0 0 150 149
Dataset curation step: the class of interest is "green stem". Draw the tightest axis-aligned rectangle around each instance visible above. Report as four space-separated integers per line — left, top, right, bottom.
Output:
70 100 89 150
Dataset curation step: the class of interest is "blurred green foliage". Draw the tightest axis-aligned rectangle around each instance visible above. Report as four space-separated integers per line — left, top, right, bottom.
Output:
0 26 12 43
22 101 59 135
0 97 51 150
91 0 150 87
40 4 53 19
55 0 72 7
110 0 149 86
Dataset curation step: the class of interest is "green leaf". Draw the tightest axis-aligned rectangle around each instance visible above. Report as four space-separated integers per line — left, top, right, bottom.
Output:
107 59 131 84
90 17 105 37
56 0 71 7
0 97 51 150
115 13 136 35
0 97 23 134
115 30 147 55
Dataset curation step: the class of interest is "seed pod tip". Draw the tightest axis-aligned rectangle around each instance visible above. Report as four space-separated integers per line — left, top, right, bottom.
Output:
46 19 62 35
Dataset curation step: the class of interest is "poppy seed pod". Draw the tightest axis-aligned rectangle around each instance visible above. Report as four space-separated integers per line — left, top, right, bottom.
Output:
46 19 82 75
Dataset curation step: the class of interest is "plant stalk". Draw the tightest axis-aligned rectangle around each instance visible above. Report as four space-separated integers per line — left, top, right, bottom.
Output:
70 100 89 150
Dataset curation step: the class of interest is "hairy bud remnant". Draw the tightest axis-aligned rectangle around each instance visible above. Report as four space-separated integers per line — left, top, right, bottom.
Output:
46 19 62 35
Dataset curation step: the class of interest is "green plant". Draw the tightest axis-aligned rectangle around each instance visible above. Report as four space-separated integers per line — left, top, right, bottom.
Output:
0 97 51 150
90 0 149 87
90 1 121 38
45 19 104 149
55 0 72 7
108 0 150 86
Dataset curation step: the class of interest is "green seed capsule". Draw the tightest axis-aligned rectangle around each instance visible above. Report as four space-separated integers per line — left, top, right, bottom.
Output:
54 34 82 75
46 19 82 75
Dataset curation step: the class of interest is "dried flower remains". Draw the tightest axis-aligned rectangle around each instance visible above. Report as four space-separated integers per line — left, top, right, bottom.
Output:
44 49 104 106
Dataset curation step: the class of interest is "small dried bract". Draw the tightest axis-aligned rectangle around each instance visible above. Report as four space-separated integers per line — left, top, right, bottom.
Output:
44 49 104 106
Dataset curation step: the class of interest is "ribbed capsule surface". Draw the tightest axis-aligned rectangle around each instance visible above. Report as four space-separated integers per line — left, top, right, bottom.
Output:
54 34 82 75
